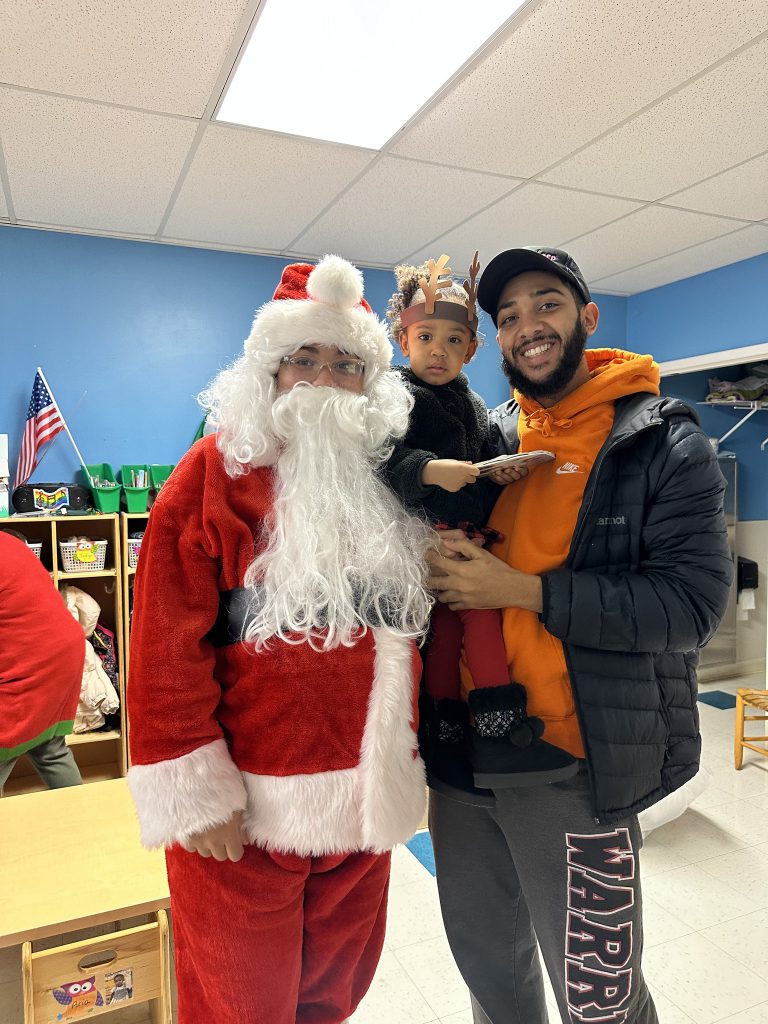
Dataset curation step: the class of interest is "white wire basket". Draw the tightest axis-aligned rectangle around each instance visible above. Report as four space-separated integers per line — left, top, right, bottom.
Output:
127 537 142 568
27 541 43 559
59 539 108 572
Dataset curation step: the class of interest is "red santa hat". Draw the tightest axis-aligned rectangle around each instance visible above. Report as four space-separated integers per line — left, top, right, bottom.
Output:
244 255 392 381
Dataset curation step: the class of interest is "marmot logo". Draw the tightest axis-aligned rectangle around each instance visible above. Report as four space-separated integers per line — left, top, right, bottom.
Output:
597 515 626 526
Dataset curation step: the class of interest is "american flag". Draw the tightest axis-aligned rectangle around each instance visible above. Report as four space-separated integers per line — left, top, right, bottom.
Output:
14 371 65 488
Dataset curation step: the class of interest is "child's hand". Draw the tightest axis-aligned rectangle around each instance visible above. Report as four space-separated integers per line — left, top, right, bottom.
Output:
422 459 480 493
489 464 529 486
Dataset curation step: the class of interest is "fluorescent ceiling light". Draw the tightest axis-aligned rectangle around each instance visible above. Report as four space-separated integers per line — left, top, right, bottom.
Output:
216 0 520 149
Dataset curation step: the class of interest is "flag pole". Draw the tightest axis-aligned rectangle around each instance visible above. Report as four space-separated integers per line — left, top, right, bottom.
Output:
35 367 92 485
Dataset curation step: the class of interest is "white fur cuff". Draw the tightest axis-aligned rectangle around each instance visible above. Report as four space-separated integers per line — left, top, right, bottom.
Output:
127 738 248 849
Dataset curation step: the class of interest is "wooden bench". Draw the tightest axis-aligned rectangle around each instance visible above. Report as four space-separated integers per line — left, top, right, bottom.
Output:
0 779 172 1023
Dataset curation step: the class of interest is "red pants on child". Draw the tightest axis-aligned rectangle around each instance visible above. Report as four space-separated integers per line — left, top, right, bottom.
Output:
424 600 508 699
166 841 391 1024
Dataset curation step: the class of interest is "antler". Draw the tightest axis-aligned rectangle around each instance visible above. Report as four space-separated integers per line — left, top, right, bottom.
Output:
418 254 452 314
463 250 480 322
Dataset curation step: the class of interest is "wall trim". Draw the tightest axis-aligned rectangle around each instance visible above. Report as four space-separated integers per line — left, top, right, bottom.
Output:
658 342 768 377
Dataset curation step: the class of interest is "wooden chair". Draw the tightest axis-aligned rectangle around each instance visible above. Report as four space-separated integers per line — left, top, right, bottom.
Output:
22 910 171 1024
734 689 768 769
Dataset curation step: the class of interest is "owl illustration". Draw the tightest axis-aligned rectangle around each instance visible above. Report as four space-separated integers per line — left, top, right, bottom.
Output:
52 977 104 1018
75 539 97 563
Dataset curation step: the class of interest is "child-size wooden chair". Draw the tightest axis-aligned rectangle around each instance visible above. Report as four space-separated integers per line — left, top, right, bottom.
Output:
734 689 768 769
22 910 171 1024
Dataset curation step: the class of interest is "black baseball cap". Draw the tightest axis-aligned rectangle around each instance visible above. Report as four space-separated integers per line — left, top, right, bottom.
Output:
477 247 592 325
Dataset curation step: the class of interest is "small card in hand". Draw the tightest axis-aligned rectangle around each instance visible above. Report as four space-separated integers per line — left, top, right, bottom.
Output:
474 451 555 477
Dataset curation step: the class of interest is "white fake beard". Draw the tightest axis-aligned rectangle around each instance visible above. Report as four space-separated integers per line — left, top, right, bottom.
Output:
243 384 434 650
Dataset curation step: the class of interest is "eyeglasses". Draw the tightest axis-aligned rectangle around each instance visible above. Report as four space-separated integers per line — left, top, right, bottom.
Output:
280 354 366 381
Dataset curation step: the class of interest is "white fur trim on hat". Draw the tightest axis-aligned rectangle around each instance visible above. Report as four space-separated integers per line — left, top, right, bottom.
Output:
244 256 393 380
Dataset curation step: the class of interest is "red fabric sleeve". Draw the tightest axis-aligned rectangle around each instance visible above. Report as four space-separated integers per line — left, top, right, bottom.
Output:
127 444 226 767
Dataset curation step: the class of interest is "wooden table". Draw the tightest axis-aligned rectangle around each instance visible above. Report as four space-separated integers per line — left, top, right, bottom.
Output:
0 778 170 948
1 780 172 1023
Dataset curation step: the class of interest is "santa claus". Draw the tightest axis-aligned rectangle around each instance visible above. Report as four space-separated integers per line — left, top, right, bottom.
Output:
127 255 434 1024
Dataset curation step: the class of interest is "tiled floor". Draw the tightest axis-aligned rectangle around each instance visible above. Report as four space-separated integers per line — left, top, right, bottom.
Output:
2 672 767 1023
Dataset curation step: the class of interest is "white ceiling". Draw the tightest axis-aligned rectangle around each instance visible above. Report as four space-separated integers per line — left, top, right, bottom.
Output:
1 0 766 295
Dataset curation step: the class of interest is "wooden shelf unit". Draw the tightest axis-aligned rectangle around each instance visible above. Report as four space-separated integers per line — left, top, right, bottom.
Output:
1 513 126 795
121 512 149 683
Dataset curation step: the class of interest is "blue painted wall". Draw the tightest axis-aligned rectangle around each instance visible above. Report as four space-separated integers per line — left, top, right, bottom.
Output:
2 225 763 518
0 225 626 484
627 254 768 523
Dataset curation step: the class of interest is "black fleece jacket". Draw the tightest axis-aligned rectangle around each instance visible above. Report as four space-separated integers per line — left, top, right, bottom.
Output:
382 366 503 526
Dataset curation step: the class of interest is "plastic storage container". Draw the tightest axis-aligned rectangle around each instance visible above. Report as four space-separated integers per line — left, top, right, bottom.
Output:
127 536 143 568
121 464 151 513
59 538 108 572
82 463 121 513
149 464 175 493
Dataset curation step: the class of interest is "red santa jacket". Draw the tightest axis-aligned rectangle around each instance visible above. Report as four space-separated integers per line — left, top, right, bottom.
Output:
0 533 85 763
127 435 425 856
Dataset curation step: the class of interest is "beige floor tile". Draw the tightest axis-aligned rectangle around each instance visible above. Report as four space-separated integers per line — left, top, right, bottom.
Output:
697 846 768 901
390 840 433 888
385 877 446 951
641 895 695 947
714 1003 768 1023
643 863 757 931
648 808 749 862
395 935 470 1019
700 911 768 982
348 951 437 1024
643 932 768 1024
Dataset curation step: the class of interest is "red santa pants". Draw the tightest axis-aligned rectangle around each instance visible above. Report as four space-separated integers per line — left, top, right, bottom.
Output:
165 842 391 1024
424 600 509 699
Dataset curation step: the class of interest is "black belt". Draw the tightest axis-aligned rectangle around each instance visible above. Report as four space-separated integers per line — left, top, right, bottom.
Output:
206 586 403 647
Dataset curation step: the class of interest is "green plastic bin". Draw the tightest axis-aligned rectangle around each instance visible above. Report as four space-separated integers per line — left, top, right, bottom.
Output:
149 464 175 493
82 463 121 514
120 464 151 513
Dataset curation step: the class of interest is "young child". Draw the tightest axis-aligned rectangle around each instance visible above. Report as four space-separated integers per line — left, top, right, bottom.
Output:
384 254 545 786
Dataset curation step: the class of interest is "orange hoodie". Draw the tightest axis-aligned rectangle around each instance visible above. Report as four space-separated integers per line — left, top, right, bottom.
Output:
485 349 660 757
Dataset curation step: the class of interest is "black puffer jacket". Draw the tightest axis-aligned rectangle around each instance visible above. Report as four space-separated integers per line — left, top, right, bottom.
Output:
489 392 733 823
383 366 501 526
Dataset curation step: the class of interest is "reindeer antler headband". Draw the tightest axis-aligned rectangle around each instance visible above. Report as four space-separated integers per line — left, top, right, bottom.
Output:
400 252 480 334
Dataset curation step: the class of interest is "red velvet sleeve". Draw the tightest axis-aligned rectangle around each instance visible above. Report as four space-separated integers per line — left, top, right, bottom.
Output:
126 443 247 847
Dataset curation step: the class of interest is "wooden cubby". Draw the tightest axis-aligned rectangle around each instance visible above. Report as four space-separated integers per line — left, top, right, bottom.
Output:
1 513 126 795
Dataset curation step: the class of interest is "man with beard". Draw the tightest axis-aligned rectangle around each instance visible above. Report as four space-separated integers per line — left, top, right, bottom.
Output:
126 255 433 1024
424 248 732 1024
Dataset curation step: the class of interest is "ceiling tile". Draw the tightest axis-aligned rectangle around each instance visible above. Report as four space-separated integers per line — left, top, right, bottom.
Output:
163 126 375 251
293 157 517 266
0 185 8 219
662 152 768 222
405 183 643 271
591 224 768 293
390 0 768 178
542 38 768 199
567 205 746 283
0 89 197 233
0 0 250 117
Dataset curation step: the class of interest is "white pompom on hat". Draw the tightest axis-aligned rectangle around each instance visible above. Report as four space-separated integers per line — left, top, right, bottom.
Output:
244 255 392 382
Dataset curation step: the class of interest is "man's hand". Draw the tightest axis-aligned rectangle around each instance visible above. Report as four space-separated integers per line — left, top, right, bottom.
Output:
488 463 529 486
181 811 247 862
427 538 543 613
422 459 479 493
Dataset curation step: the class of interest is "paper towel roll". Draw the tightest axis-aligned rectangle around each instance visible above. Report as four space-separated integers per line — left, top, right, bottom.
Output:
737 588 756 619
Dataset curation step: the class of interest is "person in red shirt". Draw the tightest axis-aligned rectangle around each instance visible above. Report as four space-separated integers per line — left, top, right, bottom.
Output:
0 531 85 793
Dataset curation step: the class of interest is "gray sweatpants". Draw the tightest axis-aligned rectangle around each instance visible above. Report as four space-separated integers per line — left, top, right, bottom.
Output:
0 735 83 794
429 767 658 1024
